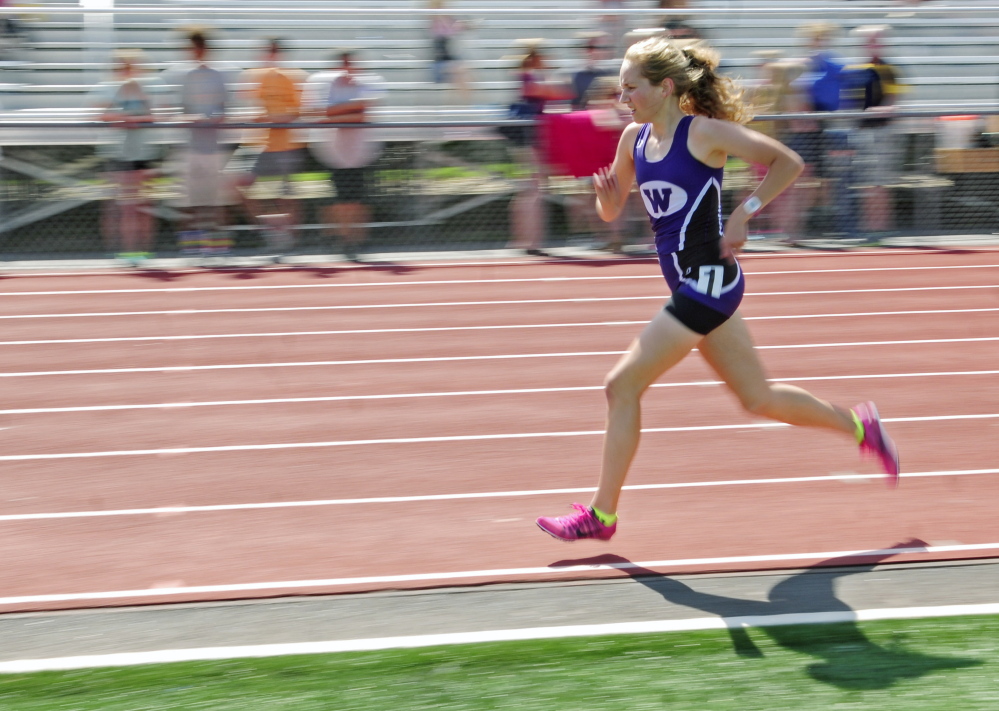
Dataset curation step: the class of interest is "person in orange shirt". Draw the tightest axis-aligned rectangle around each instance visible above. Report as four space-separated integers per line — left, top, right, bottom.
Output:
237 38 307 259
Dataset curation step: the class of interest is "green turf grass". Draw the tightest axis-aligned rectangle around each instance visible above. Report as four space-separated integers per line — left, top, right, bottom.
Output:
0 615 997 710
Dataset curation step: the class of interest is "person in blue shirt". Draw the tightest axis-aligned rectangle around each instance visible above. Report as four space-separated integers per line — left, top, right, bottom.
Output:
536 37 900 542
571 32 615 111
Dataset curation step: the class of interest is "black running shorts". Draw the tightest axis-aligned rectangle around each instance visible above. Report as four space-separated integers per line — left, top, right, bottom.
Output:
665 290 731 335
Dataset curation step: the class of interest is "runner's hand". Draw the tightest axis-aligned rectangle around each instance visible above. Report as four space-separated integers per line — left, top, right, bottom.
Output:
593 165 622 219
720 214 748 263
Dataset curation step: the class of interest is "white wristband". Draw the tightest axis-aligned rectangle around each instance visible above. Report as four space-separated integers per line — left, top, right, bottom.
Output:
743 196 763 217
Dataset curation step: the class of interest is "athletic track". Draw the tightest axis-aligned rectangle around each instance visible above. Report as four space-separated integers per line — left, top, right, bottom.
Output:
0 247 996 614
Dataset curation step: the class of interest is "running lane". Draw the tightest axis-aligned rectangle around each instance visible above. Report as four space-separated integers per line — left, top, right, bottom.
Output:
0 249 995 612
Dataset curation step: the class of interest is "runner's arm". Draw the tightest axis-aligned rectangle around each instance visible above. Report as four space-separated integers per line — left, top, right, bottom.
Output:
593 122 639 222
689 116 803 258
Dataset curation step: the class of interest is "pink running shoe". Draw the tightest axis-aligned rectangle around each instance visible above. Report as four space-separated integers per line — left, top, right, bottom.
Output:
536 503 617 542
854 401 900 489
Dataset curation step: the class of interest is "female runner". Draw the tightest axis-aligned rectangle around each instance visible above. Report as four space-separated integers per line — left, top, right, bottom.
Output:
536 37 899 542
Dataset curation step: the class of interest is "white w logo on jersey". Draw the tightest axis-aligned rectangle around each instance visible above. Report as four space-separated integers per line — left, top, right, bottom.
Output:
639 180 688 218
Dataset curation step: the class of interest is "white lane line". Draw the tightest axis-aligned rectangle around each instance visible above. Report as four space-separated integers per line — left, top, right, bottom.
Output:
1 337 996 378
0 350 625 378
0 264 995 296
0 284 995 320
3 601 998 672
0 296 657 320
0 321 644 346
1 307 996 346
0 413 992 462
2 468 994 523
747 307 999 321
1 370 995 415
738 250 997 263
0 542 994 612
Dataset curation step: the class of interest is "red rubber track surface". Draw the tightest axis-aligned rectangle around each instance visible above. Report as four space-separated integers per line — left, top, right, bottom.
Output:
0 249 996 612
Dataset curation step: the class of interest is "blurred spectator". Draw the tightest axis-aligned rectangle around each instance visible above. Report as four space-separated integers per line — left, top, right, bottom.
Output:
164 28 230 257
597 0 627 58
498 42 556 147
428 0 472 104
846 24 905 235
586 75 630 129
570 32 615 111
304 50 385 262
795 21 854 237
504 41 571 256
744 50 786 238
0 0 28 60
658 0 700 41
234 38 307 260
799 21 844 113
746 49 785 128
544 76 623 179
91 49 163 266
585 76 634 252
749 53 813 243
515 42 568 122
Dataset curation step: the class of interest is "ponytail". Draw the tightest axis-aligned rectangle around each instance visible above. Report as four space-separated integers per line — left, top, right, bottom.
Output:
679 44 752 124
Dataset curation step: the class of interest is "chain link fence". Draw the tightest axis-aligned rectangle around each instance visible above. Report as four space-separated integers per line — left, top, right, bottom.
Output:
0 109 996 260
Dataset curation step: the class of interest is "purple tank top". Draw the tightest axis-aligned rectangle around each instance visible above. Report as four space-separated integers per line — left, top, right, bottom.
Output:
633 115 744 314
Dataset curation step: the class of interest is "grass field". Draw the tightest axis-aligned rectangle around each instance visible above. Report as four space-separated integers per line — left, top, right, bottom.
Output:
1 615 997 710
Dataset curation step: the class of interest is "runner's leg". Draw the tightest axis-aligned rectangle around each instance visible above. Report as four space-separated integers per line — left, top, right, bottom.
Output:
698 312 855 433
590 308 702 515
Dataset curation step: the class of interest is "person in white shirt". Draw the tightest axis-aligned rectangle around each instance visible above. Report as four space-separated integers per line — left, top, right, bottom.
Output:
303 50 384 261
161 28 231 257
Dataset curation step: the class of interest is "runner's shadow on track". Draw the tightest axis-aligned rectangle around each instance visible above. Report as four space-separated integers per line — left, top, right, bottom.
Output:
530 255 658 267
125 262 417 282
550 541 981 690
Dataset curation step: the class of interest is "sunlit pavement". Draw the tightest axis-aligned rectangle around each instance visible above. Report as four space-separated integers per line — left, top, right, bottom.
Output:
0 558 997 664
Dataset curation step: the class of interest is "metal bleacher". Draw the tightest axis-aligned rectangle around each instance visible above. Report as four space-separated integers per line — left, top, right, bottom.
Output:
2 0 613 117
3 0 999 122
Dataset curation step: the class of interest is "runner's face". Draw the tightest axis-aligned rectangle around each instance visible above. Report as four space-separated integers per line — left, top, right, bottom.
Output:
619 60 670 123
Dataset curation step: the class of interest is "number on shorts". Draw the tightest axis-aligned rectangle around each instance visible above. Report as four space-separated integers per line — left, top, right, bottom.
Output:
694 265 724 298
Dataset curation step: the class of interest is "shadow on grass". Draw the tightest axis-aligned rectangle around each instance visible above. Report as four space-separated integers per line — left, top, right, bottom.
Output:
551 541 981 690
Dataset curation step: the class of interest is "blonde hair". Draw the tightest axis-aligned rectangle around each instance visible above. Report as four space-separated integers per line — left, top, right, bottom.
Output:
798 21 838 45
511 37 545 69
112 48 146 72
750 59 805 138
625 36 751 124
